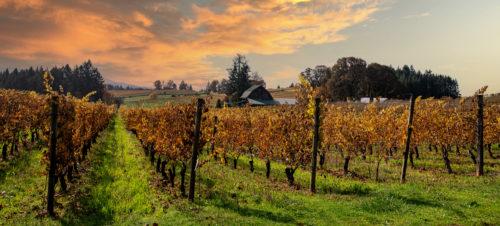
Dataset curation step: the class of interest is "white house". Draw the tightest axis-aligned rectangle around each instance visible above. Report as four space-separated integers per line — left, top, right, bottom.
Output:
360 97 388 104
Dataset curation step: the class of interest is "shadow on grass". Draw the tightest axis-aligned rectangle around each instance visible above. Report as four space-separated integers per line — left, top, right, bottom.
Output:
318 181 372 196
359 192 442 214
363 191 468 218
391 193 441 208
58 119 118 226
192 172 298 225
212 197 298 224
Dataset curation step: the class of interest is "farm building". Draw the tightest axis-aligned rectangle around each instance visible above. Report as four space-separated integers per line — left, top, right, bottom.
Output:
239 85 277 106
359 97 388 104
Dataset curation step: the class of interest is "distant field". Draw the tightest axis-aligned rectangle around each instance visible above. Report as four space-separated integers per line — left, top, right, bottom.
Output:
110 89 200 97
114 87 296 108
268 88 297 99
115 88 500 109
117 88 299 108
486 93 500 104
120 91 226 108
109 89 154 97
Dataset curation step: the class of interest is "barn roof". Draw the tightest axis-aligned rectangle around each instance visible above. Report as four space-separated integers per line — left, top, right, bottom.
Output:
240 85 262 99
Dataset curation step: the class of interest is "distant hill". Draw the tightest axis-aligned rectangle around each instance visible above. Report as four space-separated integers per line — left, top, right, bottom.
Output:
103 78 150 90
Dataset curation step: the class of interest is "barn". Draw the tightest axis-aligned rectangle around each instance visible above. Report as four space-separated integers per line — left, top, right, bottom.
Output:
239 85 276 106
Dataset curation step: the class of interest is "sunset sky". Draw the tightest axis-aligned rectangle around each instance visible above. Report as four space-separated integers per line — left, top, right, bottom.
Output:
0 0 499 95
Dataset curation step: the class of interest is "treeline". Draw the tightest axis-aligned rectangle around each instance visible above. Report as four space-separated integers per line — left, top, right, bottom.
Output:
301 57 460 100
0 60 106 102
395 65 460 98
154 80 193 91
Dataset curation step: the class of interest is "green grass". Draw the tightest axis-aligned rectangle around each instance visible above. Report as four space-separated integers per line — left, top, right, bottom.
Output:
56 116 158 225
0 141 48 224
122 94 209 108
0 116 158 225
122 93 225 108
178 154 499 225
1 116 499 225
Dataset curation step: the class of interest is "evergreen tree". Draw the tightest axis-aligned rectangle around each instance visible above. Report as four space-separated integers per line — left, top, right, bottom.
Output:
74 60 105 101
226 54 252 101
394 65 460 98
0 60 106 102
179 80 187 90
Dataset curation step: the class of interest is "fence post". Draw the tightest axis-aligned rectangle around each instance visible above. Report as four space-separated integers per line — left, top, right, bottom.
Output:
400 95 415 184
310 98 321 193
47 96 58 216
188 98 204 202
211 116 217 158
476 94 484 176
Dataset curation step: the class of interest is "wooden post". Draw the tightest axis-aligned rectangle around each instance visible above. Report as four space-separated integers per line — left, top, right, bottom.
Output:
47 96 58 216
476 94 484 176
211 116 217 158
188 98 204 202
1 143 7 161
400 95 415 184
310 98 321 193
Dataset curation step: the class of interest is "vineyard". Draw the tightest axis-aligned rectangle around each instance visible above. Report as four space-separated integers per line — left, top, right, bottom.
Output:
1 79 499 224
120 94 500 189
1 73 113 217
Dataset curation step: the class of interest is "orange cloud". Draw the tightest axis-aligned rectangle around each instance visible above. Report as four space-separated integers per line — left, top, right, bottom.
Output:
0 0 44 10
0 0 384 88
134 11 153 27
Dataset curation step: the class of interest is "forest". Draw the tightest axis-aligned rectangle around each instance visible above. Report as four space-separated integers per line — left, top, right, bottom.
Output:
301 57 460 100
0 60 106 102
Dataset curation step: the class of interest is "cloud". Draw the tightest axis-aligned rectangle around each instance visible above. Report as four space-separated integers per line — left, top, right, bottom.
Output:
134 11 154 27
403 12 430 19
0 0 44 10
0 0 384 88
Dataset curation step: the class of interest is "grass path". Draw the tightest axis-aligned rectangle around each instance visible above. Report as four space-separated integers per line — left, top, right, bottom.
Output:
60 116 159 225
0 116 160 225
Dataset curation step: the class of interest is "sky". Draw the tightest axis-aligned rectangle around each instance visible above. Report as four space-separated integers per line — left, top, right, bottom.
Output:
0 0 499 96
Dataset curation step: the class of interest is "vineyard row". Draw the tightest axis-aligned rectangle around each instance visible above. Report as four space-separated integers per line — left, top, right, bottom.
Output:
0 73 113 215
120 95 499 196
